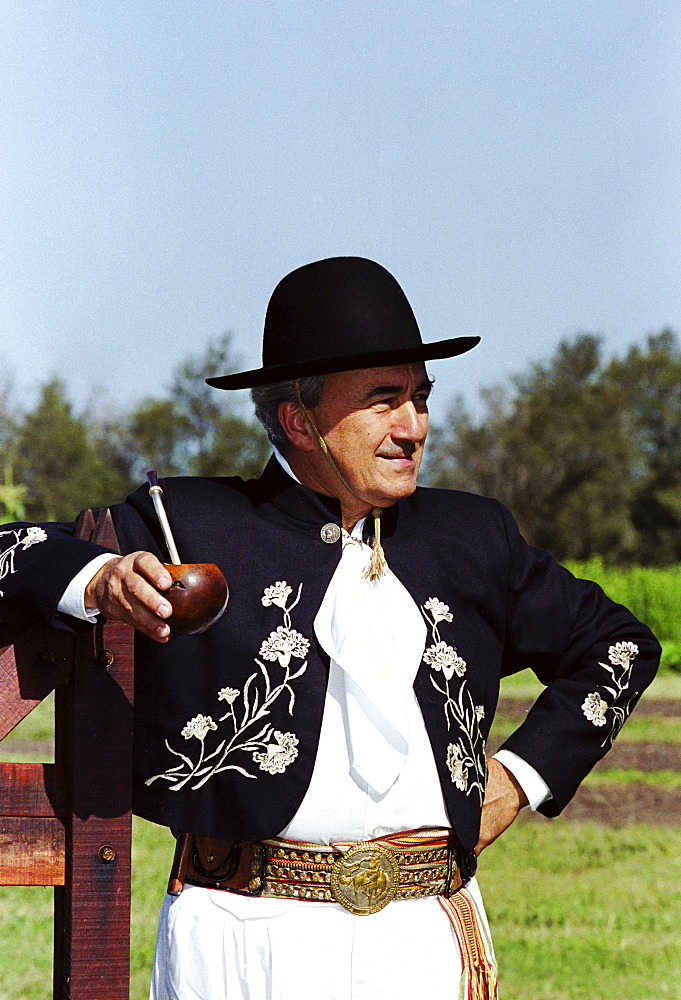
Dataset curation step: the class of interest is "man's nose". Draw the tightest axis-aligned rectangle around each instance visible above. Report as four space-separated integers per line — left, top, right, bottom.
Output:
391 401 426 440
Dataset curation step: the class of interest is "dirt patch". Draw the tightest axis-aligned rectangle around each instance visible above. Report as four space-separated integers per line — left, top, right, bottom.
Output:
631 698 681 717
0 739 53 761
493 698 681 825
496 697 680 720
487 737 680 773
526 782 681 828
591 741 680 772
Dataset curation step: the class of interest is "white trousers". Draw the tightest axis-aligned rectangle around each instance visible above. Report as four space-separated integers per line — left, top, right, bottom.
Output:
150 880 490 1000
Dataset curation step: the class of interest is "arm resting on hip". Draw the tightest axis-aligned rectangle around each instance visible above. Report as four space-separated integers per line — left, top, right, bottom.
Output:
476 757 528 855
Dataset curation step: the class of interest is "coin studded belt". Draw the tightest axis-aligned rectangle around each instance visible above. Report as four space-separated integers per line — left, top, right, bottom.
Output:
177 828 468 916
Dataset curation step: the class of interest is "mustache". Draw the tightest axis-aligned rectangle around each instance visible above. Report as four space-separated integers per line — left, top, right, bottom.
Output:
376 444 416 459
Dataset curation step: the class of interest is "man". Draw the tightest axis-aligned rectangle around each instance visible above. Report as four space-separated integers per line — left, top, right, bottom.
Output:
0 257 661 999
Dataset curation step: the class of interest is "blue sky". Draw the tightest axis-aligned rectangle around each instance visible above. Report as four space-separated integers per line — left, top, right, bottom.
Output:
1 1 679 424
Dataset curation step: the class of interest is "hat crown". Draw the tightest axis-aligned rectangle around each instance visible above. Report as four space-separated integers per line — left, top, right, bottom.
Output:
205 255 479 389
262 257 421 368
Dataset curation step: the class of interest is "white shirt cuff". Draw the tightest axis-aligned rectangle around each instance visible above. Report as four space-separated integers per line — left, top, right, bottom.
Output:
492 749 552 811
57 553 118 622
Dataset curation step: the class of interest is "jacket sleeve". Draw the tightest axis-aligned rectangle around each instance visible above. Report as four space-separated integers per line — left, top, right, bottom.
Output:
0 521 112 640
496 503 661 817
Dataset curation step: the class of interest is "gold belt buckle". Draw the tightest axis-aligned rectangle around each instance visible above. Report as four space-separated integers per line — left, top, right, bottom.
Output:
330 842 400 915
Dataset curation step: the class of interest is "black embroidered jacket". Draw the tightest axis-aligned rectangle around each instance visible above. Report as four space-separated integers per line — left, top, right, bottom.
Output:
0 458 661 851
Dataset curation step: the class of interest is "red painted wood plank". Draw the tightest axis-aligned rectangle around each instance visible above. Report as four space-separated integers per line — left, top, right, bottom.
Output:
0 763 66 817
0 629 72 739
0 815 65 885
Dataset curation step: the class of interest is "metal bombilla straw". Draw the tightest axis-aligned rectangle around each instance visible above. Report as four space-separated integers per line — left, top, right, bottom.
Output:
147 471 181 565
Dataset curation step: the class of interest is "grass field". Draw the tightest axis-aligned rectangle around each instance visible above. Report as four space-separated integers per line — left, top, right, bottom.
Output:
1 674 679 998
481 820 681 1000
565 559 681 673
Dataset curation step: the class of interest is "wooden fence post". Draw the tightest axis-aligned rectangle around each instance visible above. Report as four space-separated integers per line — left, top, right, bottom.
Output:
0 509 134 999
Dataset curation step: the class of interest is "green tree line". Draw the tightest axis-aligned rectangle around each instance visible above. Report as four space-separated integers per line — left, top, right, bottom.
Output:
427 329 681 566
1 329 680 566
0 334 269 523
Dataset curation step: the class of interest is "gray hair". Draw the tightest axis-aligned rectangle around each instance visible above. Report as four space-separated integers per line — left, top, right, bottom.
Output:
251 375 327 453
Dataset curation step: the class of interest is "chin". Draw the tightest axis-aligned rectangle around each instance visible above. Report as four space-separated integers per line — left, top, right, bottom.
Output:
374 476 419 505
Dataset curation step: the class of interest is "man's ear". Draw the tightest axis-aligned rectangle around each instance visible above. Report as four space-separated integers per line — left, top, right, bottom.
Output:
277 401 317 452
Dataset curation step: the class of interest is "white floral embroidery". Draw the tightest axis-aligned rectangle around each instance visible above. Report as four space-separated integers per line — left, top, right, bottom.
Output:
0 527 49 596
423 641 466 681
259 626 310 668
423 597 453 624
446 742 471 791
252 731 299 774
261 581 292 609
22 526 48 546
608 641 639 668
181 715 218 740
421 596 486 802
146 580 307 791
582 693 608 727
582 641 640 746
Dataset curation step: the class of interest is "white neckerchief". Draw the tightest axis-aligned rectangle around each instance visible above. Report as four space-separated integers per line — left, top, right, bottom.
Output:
273 449 426 794
314 522 426 795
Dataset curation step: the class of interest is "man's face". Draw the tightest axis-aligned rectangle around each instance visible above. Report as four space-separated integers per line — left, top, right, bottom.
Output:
308 362 431 509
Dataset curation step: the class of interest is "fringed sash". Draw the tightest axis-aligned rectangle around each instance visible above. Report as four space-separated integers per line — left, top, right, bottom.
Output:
439 889 498 1000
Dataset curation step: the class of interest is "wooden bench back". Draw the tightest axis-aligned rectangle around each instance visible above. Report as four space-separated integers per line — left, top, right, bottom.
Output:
0 509 134 999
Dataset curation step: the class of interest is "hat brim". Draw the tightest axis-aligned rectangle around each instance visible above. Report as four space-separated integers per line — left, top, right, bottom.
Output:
206 335 480 390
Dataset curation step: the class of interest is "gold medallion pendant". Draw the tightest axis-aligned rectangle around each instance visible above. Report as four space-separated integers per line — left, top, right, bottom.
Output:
331 843 400 915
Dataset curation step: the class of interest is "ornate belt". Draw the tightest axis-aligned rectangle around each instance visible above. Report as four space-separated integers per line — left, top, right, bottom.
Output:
171 828 469 916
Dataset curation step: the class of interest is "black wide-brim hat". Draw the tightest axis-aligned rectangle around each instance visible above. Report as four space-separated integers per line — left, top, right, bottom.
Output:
206 256 480 390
